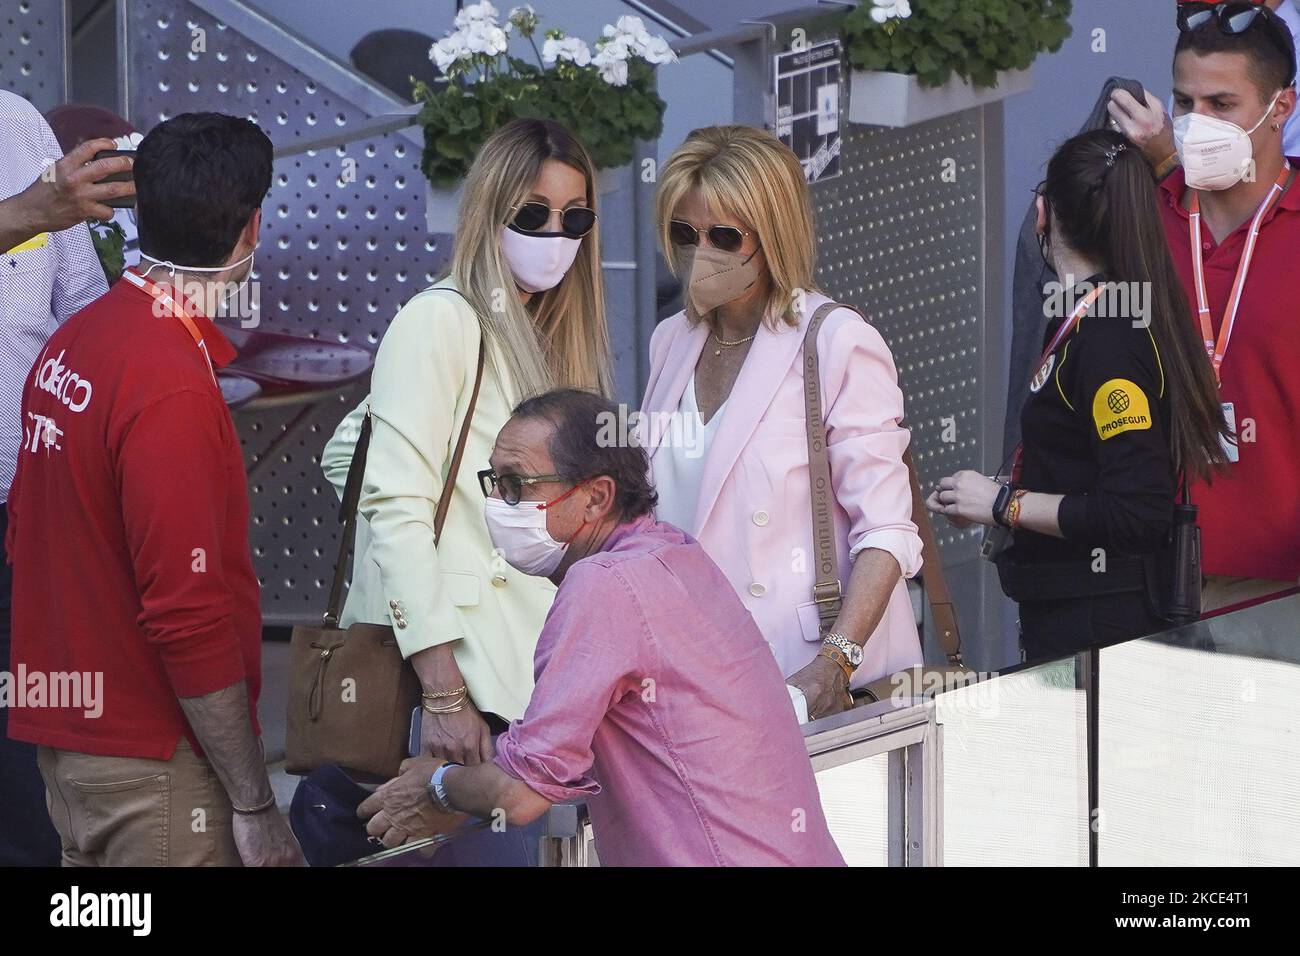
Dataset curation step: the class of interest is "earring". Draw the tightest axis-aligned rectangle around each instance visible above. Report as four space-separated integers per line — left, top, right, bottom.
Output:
1273 123 1282 131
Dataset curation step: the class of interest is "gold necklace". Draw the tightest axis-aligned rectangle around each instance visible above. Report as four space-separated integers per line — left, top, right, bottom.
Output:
712 330 756 357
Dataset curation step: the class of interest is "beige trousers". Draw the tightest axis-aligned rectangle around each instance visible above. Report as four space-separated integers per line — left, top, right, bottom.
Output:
37 738 242 867
1201 575 1295 614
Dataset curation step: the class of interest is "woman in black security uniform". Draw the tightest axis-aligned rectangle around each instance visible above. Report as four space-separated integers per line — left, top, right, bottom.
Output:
926 129 1230 663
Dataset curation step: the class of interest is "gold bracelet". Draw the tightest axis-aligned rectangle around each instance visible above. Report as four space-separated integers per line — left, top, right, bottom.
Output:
421 685 468 700
422 698 467 715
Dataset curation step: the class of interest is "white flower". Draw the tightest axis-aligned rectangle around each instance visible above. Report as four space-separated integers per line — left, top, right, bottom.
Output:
614 15 649 41
593 48 629 86
600 15 675 65
429 33 471 73
870 0 912 24
461 22 508 56
600 59 628 86
640 35 676 65
542 35 591 67
599 35 633 62
454 1 500 29
507 4 537 32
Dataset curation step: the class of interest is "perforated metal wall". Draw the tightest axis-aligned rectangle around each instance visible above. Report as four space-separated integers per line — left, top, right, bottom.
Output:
119 0 998 631
812 111 988 562
0 0 67 110
121 0 443 624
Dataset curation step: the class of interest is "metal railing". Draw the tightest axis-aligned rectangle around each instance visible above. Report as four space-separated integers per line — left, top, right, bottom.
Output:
805 695 943 866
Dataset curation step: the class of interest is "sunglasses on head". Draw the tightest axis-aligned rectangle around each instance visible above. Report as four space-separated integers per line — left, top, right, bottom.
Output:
1177 2 1297 80
667 219 754 254
508 201 597 239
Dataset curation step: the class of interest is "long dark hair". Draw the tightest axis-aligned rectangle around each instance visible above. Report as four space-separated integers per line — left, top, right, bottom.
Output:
1042 128 1230 483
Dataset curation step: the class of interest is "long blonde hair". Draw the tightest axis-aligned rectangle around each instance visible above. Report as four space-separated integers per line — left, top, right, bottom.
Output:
656 125 819 328
444 118 613 399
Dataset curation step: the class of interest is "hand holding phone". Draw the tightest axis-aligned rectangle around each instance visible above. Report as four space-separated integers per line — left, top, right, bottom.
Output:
90 148 137 209
12 138 134 233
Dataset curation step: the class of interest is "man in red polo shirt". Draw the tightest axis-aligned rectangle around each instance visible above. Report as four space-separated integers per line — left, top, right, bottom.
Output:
1111 2 1300 611
5 112 301 865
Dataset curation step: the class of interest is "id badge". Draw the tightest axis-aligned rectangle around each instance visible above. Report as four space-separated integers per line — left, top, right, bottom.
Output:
981 524 1013 561
1220 401 1239 463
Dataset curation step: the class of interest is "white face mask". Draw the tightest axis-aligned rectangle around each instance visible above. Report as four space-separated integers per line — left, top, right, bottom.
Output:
484 493 584 577
499 227 581 293
1173 91 1282 191
139 246 257 308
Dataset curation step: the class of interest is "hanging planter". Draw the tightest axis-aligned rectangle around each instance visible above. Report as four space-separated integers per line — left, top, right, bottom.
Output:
843 0 1069 128
415 3 675 232
848 67 1034 128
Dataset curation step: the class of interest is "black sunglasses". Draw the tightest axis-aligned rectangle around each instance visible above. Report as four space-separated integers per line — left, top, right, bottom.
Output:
1177 2 1297 82
508 201 597 239
667 218 753 254
478 467 567 506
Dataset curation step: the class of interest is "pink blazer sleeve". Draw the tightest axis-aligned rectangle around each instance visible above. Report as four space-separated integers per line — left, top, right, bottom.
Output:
820 311 923 578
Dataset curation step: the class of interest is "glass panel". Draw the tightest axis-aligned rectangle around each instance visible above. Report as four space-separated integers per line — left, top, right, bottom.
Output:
816 753 890 866
1099 596 1300 865
938 657 1090 865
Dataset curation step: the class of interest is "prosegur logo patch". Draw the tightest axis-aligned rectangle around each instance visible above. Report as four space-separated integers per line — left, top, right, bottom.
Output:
1092 378 1151 440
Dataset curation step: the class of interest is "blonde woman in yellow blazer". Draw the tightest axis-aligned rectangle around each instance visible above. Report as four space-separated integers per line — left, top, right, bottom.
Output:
322 119 612 766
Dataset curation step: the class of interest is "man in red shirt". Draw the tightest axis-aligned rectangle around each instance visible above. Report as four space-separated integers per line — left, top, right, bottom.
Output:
1111 2 1300 610
5 112 301 865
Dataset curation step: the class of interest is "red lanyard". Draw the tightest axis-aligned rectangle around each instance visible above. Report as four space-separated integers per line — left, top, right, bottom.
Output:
1188 162 1291 385
1010 283 1106 483
121 268 218 386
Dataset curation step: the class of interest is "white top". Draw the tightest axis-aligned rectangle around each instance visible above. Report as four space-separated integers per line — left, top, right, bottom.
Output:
653 373 726 535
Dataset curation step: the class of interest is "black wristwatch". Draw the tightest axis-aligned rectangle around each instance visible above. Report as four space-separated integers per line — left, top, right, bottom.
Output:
992 482 1018 528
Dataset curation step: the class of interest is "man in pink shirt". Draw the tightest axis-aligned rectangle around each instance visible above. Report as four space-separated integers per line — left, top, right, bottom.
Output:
359 388 844 866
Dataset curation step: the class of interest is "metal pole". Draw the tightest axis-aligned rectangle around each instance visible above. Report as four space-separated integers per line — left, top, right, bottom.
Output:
1082 647 1100 867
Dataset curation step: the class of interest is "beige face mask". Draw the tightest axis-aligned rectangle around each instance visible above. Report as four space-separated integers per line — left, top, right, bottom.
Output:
674 243 764 323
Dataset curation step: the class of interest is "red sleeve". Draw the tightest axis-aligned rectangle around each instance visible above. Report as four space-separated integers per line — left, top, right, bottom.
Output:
115 387 247 697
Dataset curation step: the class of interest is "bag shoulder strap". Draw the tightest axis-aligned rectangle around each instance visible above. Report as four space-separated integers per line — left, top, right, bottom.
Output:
902 445 962 663
801 301 962 663
322 286 486 626
434 343 486 542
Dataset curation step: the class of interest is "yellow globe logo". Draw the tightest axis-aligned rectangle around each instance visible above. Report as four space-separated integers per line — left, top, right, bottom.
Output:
1107 389 1130 414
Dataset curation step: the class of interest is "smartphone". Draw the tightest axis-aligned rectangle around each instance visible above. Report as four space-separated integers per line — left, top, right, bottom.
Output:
408 705 422 759
92 149 136 208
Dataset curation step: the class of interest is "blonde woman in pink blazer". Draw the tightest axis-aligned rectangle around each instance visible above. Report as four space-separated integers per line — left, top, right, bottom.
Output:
639 125 923 720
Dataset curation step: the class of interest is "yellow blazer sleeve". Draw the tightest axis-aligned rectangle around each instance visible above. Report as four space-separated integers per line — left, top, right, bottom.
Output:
358 289 481 658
